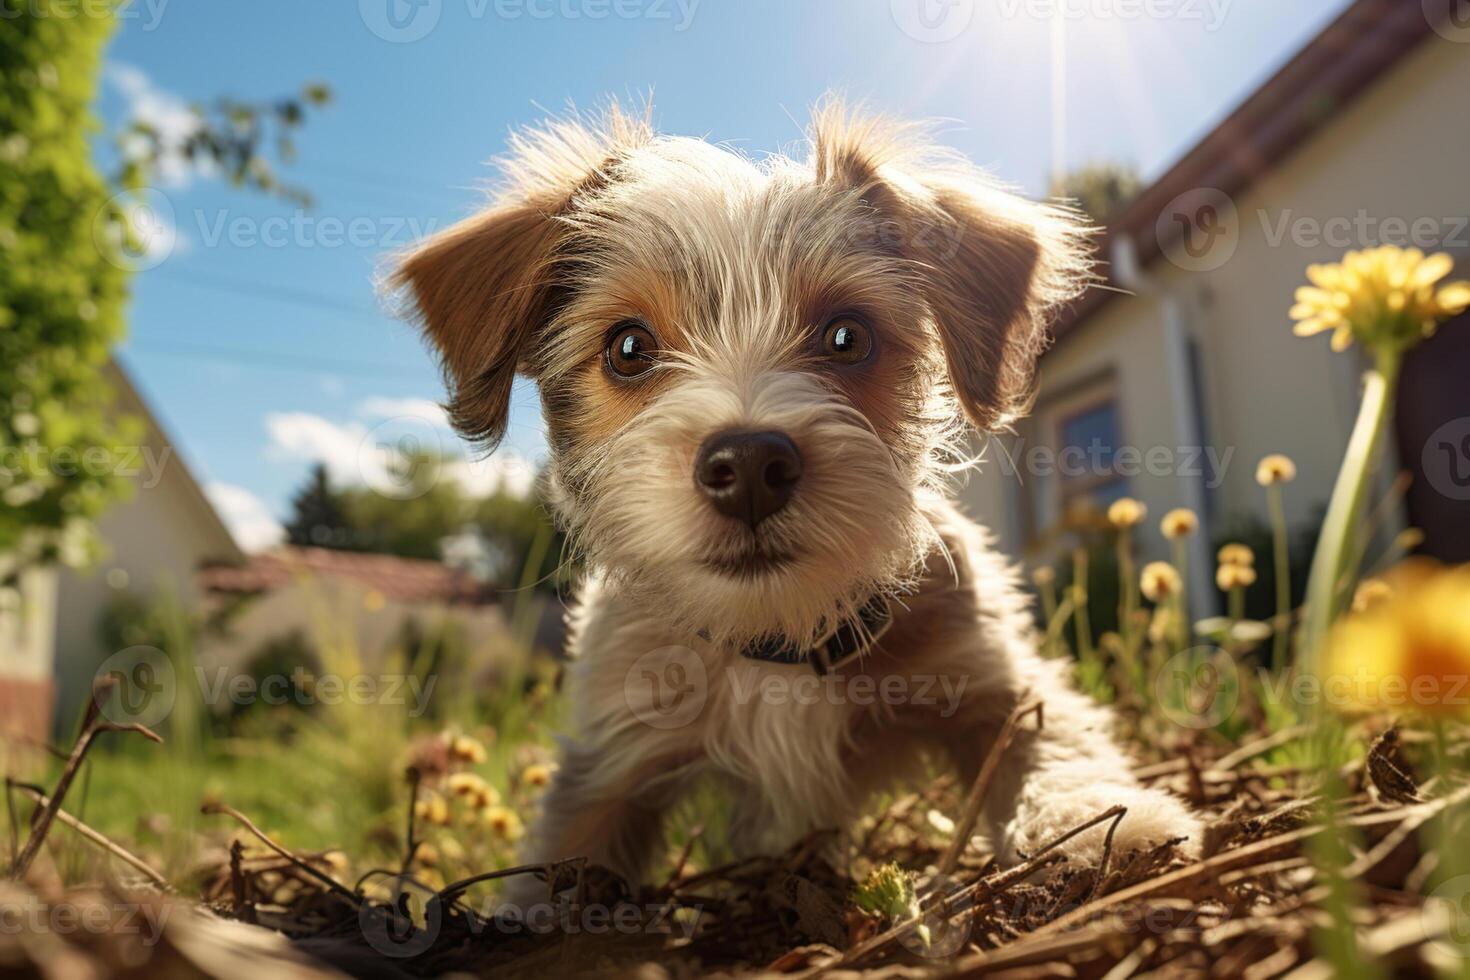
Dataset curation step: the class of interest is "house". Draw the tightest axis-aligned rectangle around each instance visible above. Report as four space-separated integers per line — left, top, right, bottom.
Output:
0 361 517 749
197 545 516 683
960 0 1470 616
1 361 244 748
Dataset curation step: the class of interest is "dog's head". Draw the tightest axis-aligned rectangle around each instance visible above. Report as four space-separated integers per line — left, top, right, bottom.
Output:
393 101 1091 648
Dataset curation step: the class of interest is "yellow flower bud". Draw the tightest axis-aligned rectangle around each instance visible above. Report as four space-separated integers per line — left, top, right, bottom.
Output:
1255 454 1297 487
1107 497 1147 530
1140 562 1182 603
1217 543 1254 568
521 764 554 790
484 806 525 841
1160 508 1198 540
1216 563 1257 592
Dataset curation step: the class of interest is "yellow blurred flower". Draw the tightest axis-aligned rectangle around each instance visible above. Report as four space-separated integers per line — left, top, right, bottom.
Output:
1140 562 1181 603
447 772 500 809
445 734 487 766
484 806 525 841
1255 454 1297 487
1217 563 1257 592
1291 246 1470 354
1148 606 1180 646
1217 543 1254 568
1160 508 1198 540
520 763 555 791
414 794 450 827
1323 562 1470 716
1107 497 1147 530
1031 565 1056 588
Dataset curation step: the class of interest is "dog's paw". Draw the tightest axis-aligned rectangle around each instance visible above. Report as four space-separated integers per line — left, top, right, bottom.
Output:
1000 764 1202 866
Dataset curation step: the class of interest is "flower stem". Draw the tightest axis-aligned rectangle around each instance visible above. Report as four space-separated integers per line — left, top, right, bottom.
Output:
1299 353 1401 675
1072 548 1093 666
1171 539 1190 650
1266 484 1291 672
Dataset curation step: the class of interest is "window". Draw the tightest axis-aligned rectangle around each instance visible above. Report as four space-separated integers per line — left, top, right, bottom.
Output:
1015 371 1129 544
1055 397 1129 510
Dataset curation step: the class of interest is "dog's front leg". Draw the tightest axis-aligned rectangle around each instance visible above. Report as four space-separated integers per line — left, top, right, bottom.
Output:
503 723 698 913
946 665 1202 864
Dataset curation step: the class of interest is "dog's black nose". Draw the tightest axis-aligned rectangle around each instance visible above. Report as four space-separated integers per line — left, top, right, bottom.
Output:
694 430 803 529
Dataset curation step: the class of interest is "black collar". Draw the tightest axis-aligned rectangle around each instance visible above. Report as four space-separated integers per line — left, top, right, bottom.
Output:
739 595 894 674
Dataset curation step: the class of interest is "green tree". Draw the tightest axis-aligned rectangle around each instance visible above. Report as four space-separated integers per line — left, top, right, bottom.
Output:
0 4 330 582
284 463 354 549
0 4 135 574
1050 162 1143 226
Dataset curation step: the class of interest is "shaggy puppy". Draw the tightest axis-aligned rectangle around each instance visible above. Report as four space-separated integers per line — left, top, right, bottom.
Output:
393 101 1200 894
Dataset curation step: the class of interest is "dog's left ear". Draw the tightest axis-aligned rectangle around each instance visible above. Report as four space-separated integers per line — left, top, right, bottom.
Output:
811 102 1094 431
391 106 653 449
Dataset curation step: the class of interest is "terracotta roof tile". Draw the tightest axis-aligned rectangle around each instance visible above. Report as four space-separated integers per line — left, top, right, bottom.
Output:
199 546 492 605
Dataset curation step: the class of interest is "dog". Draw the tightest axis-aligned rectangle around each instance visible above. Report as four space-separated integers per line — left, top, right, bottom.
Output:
392 100 1201 896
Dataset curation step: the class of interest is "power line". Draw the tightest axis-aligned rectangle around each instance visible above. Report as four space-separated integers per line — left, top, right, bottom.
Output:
150 266 382 319
128 338 427 379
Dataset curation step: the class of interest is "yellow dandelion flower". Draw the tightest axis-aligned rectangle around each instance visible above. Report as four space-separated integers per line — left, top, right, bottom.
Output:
1140 562 1181 603
1255 454 1297 487
1323 562 1470 716
484 806 525 841
1291 246 1470 355
1217 543 1254 568
1216 563 1257 592
1160 508 1198 540
520 764 555 790
1107 497 1147 530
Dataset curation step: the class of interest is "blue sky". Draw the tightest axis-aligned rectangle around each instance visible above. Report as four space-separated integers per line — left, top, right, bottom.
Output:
97 0 1353 550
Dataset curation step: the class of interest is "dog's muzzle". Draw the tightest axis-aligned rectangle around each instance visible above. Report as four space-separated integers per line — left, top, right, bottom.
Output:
694 429 802 530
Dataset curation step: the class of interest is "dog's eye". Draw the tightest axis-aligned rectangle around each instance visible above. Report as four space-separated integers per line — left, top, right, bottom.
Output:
606 322 659 379
820 316 874 364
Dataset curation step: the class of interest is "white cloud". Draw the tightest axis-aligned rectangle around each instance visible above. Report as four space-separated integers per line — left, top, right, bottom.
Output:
356 396 451 429
447 454 537 499
205 483 284 553
265 411 368 484
265 409 534 499
107 63 213 188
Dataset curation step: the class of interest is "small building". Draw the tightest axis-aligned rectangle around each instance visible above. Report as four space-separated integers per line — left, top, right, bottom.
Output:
961 0 1470 615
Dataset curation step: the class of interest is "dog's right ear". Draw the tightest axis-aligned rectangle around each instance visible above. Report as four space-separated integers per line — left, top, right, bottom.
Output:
391 108 651 449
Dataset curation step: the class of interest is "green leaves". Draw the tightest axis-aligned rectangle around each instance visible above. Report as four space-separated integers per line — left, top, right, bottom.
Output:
0 5 130 571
